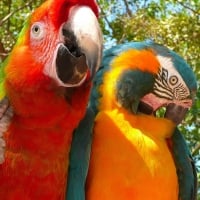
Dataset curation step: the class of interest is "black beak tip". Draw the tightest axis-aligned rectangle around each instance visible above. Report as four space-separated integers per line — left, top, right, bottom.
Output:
56 44 89 86
164 103 188 125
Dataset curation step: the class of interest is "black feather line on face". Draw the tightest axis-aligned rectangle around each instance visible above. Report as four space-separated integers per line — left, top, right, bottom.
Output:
153 69 173 100
153 67 191 101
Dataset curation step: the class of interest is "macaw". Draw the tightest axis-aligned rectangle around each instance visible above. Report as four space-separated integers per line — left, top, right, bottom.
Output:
0 0 102 199
67 40 197 200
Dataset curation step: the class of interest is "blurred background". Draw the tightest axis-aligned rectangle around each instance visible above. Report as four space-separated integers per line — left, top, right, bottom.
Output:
0 0 199 197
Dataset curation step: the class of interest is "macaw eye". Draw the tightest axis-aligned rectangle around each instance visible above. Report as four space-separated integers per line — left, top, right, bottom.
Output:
31 22 45 39
169 75 178 85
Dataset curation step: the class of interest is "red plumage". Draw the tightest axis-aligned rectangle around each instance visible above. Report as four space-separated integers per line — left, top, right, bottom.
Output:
0 0 99 199
0 81 91 199
50 0 99 28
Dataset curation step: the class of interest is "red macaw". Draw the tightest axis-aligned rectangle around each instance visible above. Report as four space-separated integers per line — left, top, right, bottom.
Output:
0 0 102 199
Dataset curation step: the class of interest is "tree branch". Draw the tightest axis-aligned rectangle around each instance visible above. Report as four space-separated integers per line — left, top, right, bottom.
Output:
0 0 34 26
96 1 114 35
0 41 7 61
192 143 200 156
178 2 200 15
123 0 132 17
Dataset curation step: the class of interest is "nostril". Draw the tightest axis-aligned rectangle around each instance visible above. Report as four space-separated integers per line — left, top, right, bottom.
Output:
62 28 82 57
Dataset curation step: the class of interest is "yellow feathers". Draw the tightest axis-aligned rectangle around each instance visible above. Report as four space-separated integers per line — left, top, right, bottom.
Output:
111 49 160 74
87 109 178 200
98 49 160 113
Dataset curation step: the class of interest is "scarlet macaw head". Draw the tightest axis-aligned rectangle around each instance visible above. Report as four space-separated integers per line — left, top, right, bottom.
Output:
5 0 102 89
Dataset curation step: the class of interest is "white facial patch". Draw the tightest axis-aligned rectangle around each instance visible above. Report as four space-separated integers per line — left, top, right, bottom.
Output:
155 54 190 101
43 5 102 87
65 5 102 73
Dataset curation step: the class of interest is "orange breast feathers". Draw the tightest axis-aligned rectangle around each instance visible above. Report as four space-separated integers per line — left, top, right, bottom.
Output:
86 109 178 200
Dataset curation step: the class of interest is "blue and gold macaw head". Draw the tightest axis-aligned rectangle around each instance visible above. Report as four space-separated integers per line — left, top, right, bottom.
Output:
91 40 197 125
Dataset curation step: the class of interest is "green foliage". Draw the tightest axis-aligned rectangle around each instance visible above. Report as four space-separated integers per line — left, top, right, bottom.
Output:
0 0 200 196
0 0 43 62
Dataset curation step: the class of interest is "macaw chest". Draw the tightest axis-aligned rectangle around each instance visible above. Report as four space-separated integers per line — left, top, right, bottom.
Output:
0 114 73 200
0 83 90 199
86 110 178 200
0 119 71 200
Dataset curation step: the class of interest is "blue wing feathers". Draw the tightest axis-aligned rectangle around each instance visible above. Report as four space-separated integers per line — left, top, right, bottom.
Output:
66 107 95 200
171 128 197 200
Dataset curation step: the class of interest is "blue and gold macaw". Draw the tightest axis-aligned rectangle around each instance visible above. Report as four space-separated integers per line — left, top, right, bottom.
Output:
67 40 197 200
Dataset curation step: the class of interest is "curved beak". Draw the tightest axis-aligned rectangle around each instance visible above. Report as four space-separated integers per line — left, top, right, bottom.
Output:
55 44 88 86
164 103 189 125
164 90 196 125
52 6 102 87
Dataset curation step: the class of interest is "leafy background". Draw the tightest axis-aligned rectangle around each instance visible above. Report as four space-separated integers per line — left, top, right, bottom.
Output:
0 0 200 197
